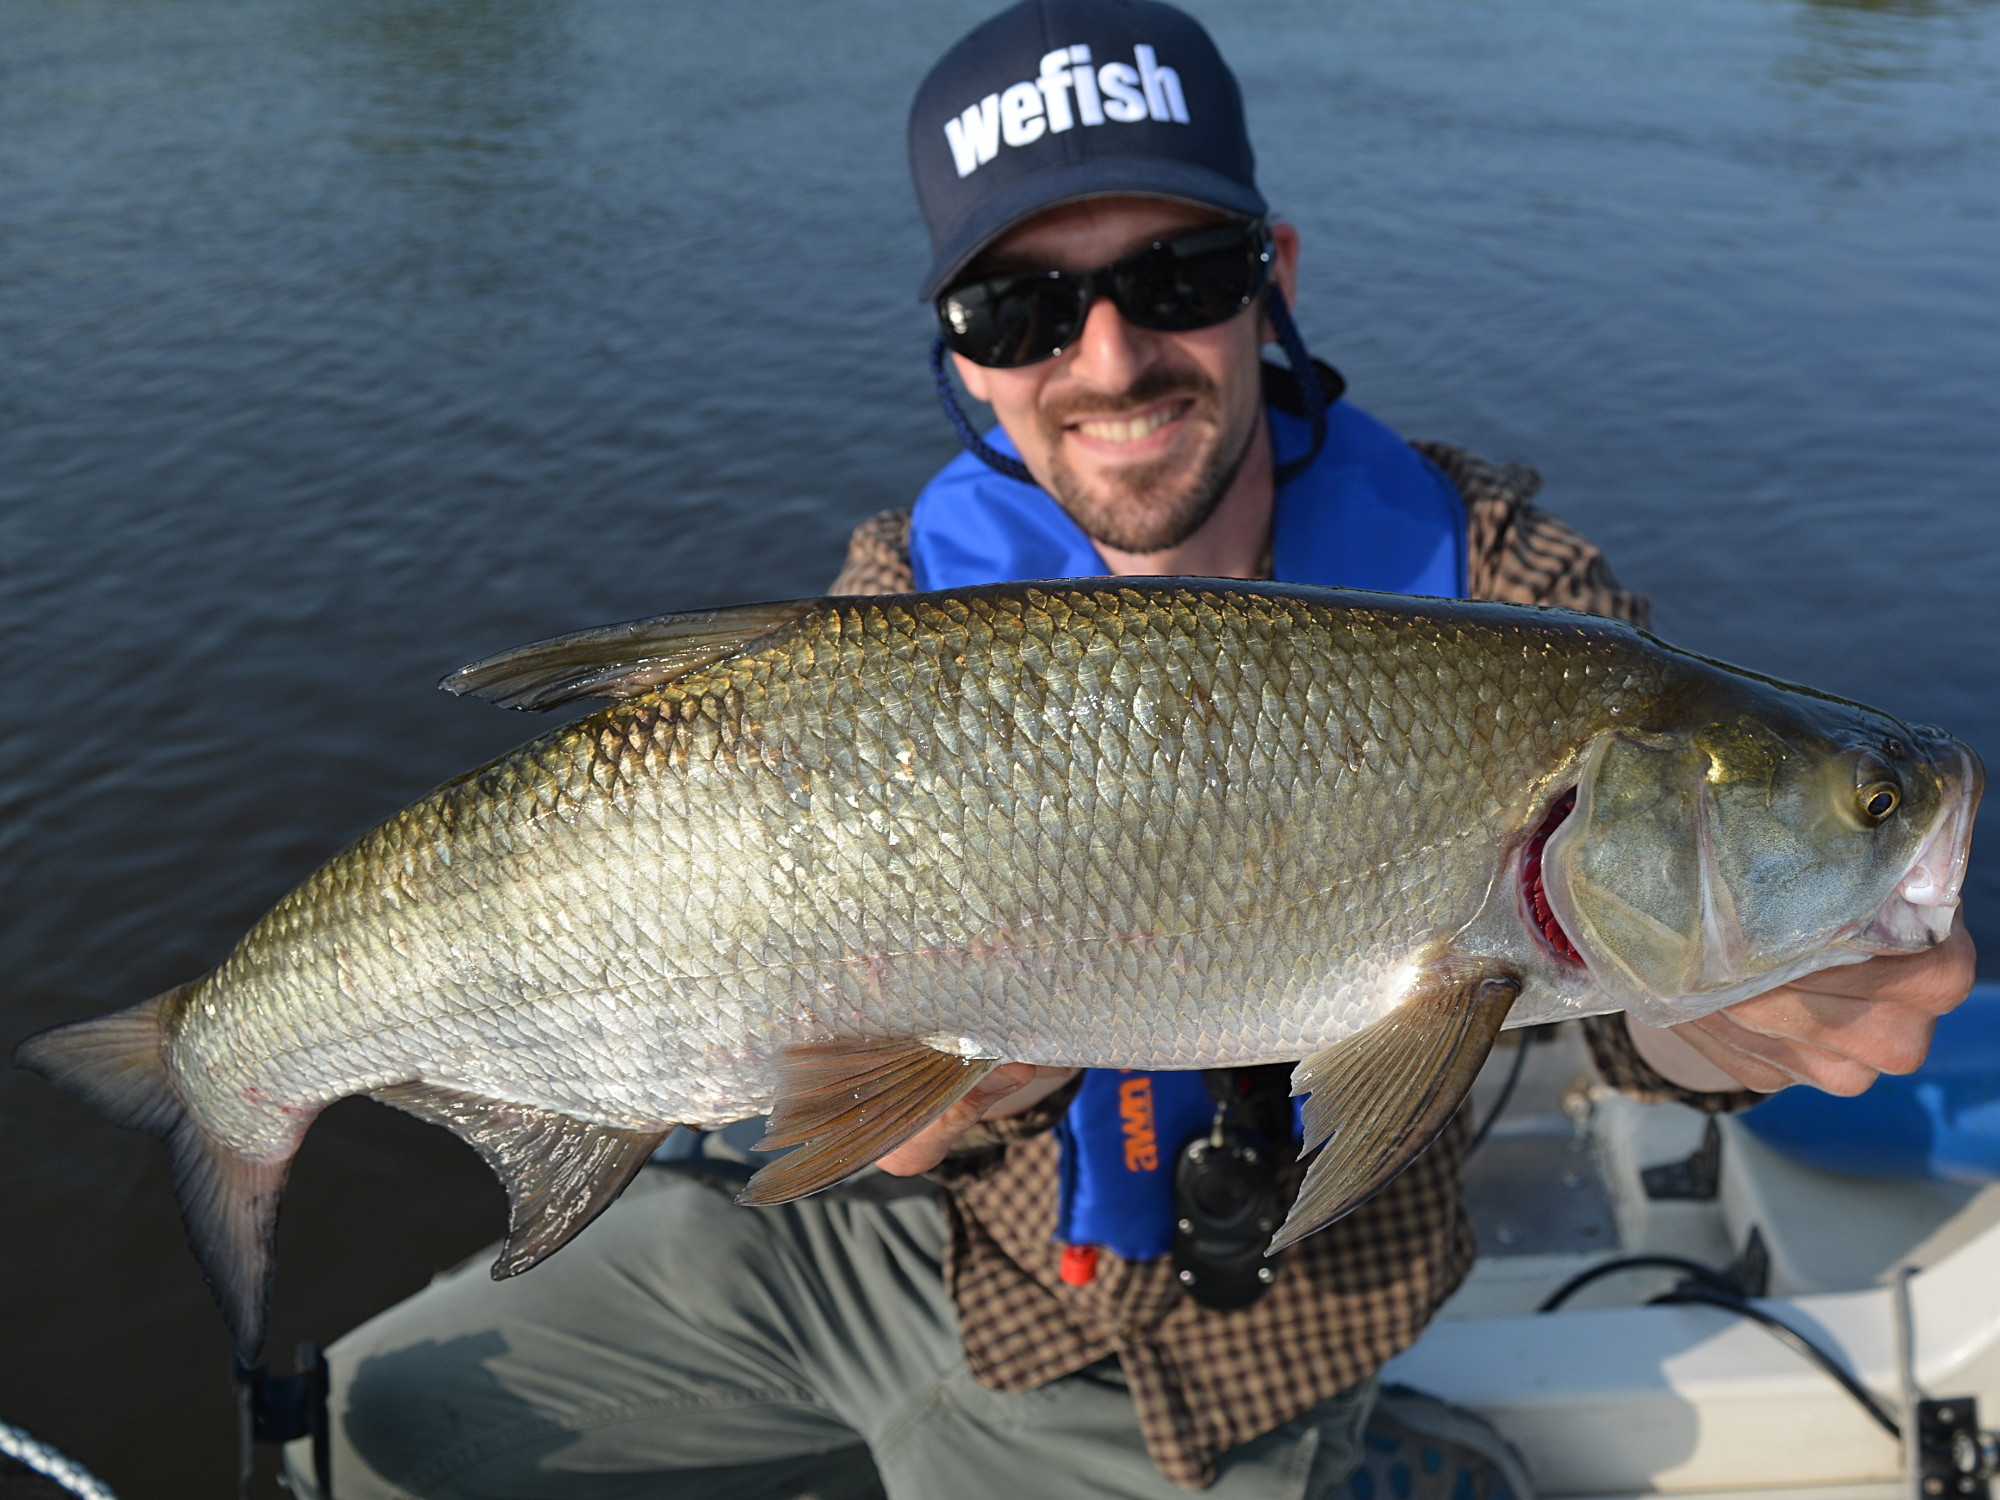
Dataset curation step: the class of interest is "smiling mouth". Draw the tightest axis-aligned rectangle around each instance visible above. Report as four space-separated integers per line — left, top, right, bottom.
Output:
1070 403 1187 445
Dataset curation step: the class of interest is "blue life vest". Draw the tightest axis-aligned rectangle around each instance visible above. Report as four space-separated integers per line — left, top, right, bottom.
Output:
911 401 1464 597
908 390 1468 1262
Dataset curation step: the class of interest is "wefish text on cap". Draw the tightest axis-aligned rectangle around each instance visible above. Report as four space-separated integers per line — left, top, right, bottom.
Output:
909 0 1265 300
943 43 1190 179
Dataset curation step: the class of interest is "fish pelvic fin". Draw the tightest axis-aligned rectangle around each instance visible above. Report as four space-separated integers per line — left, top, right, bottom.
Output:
15 986 295 1361
442 598 826 711
368 1084 671 1278
1270 960 1520 1254
738 1038 999 1205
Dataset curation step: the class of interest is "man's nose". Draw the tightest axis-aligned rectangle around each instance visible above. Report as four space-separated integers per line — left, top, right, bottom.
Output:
1063 294 1150 390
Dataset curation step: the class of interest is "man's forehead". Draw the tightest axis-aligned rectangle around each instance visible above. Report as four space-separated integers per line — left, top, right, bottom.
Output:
970 195 1236 276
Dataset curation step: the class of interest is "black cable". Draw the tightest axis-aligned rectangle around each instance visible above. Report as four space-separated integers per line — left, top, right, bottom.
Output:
1467 1039 1531 1156
1542 1260 1901 1439
1537 1255 1742 1313
1650 1285 1902 1440
233 1358 257 1500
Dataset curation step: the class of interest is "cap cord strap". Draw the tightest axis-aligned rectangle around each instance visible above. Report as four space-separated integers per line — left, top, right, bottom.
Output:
1265 285 1327 487
932 285 1328 488
931 334 1035 484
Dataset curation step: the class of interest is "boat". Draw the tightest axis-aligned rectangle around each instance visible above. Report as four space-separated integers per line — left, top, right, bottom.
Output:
1390 981 2000 1500
17 990 1995 1500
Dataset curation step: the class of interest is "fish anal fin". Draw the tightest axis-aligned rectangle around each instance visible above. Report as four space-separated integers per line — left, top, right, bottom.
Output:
369 1083 671 1278
442 599 825 711
738 1038 998 1206
16 986 301 1360
1271 960 1521 1254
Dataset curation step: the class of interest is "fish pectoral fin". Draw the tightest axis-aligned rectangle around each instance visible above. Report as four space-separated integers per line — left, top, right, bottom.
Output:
1270 960 1520 1254
737 1038 999 1205
441 599 826 711
369 1083 671 1278
16 985 300 1362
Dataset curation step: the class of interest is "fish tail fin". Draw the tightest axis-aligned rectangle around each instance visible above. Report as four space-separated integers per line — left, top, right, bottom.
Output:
15 989 190 1136
16 986 289 1361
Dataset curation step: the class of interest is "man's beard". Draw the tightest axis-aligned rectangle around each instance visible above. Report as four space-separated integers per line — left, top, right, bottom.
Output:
1035 365 1256 555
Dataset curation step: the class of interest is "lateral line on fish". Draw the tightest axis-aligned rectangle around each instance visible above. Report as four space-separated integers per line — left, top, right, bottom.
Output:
220 823 1499 1080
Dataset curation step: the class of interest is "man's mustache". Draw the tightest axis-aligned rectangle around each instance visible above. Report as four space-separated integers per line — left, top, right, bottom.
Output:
1041 366 1217 426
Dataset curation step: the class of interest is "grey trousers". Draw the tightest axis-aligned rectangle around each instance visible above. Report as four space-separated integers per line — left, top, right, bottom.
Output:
287 1167 1375 1499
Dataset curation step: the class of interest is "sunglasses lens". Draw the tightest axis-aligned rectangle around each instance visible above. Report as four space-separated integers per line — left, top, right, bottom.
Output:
937 224 1269 368
1112 238 1264 332
938 276 1086 369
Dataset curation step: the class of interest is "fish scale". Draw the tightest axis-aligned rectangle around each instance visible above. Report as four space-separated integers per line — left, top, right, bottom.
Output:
16 580 1978 1359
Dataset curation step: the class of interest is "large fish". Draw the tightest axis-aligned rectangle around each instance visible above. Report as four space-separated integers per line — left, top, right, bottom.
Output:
17 582 1981 1359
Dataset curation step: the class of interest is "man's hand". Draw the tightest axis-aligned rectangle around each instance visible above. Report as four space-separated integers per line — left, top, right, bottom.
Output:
875 1065 1080 1176
1626 924 1977 1095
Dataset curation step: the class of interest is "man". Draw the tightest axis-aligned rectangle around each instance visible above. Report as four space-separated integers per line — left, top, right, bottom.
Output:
296 2 1974 1496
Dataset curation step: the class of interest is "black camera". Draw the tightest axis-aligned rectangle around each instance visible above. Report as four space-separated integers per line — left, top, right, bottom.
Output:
1170 1116 1281 1311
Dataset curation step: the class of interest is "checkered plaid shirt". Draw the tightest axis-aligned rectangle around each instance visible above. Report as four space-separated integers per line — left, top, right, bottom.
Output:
829 436 1755 1489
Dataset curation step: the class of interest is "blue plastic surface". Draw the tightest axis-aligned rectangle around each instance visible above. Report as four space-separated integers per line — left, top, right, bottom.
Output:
1740 981 2000 1181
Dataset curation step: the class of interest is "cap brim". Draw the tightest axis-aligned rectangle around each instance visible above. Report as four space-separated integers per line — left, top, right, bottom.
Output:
917 157 1268 301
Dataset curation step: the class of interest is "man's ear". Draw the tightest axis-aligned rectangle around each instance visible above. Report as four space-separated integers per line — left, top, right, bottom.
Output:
950 350 993 404
1260 221 1302 341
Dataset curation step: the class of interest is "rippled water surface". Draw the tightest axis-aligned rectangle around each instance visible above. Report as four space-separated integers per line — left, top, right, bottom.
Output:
2 0 1995 1490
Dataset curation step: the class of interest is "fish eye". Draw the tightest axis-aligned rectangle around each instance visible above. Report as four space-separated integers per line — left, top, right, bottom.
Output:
1858 781 1900 823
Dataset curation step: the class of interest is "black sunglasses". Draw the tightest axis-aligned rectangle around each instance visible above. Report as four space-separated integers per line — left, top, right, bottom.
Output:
936 218 1273 370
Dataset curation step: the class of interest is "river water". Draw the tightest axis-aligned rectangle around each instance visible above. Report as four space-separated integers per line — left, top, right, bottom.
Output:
1 0 1994 1491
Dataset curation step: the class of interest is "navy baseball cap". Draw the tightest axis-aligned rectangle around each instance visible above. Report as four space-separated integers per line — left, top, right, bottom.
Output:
910 0 1266 301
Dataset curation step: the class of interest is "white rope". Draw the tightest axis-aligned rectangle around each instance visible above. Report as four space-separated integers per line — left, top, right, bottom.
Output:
0 1420 119 1500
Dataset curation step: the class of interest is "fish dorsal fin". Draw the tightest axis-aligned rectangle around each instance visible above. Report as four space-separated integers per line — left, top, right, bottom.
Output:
442 598 825 712
1270 960 1520 1254
371 1083 672 1277
737 1038 998 1205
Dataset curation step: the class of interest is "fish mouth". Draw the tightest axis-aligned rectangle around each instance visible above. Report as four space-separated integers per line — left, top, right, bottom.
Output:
1521 788 1585 967
1852 737 1984 953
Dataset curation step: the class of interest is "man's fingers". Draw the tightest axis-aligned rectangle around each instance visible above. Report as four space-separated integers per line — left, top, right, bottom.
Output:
1679 928 1976 1093
1668 1017 1797 1093
1675 1008 1881 1095
874 1062 1040 1176
1790 923 1976 1009
962 1062 1049 1116
1717 986 1930 1076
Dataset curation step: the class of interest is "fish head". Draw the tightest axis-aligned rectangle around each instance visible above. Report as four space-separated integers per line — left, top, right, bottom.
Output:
1539 693 1982 1026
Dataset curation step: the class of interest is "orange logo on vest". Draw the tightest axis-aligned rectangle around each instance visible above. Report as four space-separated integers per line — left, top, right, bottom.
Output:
1118 1074 1158 1171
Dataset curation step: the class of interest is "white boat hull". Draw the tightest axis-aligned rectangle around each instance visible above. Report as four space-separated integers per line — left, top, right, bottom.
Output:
1389 988 2000 1499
